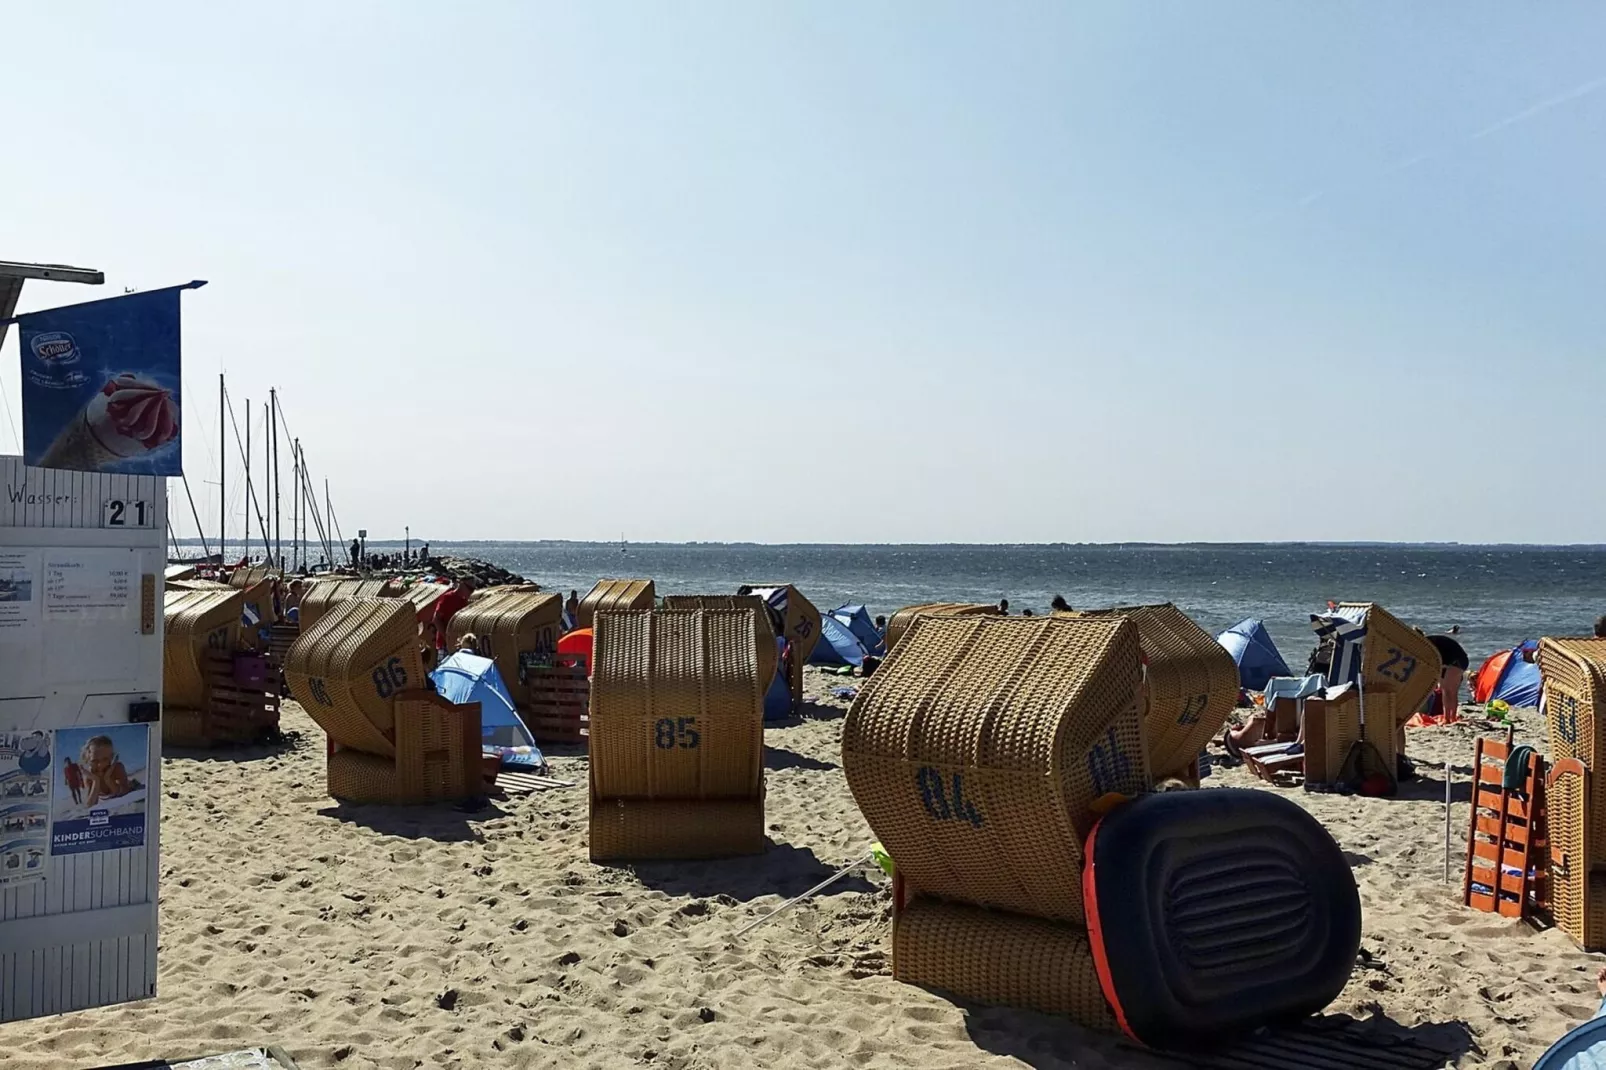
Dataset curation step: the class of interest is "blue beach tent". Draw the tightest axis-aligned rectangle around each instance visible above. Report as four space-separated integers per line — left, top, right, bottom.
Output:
832 604 885 657
811 614 868 667
1217 618 1293 692
1472 640 1542 708
429 651 534 750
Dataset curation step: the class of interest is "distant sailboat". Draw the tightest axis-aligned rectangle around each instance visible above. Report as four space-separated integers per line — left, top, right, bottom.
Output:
620 532 627 555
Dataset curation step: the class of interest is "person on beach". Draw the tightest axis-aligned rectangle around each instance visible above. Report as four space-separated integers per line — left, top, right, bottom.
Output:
998 598 1010 615
431 576 475 649
349 537 361 567
1427 632 1470 715
62 758 82 805
564 590 580 631
1051 595 1071 613
283 580 304 625
1595 615 1606 639
874 615 886 635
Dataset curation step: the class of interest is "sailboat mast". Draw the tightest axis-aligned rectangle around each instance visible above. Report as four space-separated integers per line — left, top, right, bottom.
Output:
244 398 251 562
218 373 225 566
270 389 280 570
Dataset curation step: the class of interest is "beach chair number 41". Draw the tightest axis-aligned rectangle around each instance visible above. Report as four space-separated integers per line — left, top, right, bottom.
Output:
654 717 700 749
371 657 409 700
915 767 985 829
1377 647 1418 684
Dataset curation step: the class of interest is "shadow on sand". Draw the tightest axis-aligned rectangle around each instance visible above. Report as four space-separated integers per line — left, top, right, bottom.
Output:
316 796 507 842
620 842 876 903
960 1002 1475 1070
160 729 306 764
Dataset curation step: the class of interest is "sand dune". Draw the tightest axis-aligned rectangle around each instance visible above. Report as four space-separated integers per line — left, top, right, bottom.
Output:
0 673 1592 1069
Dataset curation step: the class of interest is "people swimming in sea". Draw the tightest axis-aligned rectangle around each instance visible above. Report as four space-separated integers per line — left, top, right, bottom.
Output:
1050 595 1071 613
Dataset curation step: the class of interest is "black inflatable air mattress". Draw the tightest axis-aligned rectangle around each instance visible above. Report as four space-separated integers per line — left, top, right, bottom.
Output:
1082 788 1361 1049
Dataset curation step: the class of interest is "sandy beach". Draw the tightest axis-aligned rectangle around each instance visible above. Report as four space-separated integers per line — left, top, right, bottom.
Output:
0 669 1594 1070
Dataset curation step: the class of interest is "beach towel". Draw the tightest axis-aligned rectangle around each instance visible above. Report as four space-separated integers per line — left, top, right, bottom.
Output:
1262 674 1325 708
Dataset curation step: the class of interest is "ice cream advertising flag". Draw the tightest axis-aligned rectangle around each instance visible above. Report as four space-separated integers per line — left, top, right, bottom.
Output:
11 281 204 475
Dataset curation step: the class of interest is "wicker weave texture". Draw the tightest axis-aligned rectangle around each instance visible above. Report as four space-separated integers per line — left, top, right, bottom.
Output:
163 588 244 711
844 615 1149 925
298 579 398 630
662 595 779 690
401 582 449 621
578 579 655 629
1335 603 1442 717
444 590 564 707
228 566 275 590
883 603 1001 651
1540 638 1606 854
893 897 1117 1032
324 692 482 804
1546 759 1606 951
588 796 767 861
1065 604 1239 779
745 585 820 707
589 610 764 800
284 598 423 758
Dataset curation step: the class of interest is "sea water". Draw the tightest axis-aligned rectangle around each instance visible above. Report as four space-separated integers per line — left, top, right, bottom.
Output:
383 542 1606 666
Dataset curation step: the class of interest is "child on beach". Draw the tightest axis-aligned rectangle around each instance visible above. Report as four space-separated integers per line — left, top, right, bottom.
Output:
80 736 135 807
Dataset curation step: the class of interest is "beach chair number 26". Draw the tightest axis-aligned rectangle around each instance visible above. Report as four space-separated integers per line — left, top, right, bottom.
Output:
371 657 409 699
1377 647 1418 684
915 767 985 829
654 717 700 749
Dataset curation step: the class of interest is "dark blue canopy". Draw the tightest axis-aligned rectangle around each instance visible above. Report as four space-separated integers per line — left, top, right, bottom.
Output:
832 604 885 657
1217 618 1292 691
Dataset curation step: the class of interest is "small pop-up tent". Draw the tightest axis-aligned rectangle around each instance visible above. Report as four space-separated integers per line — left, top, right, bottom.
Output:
1472 641 1542 708
1217 618 1292 691
430 650 542 760
811 614 869 667
832 605 885 657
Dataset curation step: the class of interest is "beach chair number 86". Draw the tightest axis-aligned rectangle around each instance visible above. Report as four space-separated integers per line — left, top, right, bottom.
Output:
371 657 408 699
654 717 700 749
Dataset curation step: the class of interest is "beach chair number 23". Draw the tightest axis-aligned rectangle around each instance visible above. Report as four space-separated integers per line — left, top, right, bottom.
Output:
1377 647 1418 684
654 717 700 749
371 657 409 699
915 767 985 829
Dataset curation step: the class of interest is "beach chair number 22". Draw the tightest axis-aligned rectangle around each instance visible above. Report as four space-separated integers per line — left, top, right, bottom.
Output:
915 767 985 829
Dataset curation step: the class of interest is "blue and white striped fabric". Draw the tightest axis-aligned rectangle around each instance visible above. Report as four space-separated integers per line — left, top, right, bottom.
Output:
1310 608 1368 687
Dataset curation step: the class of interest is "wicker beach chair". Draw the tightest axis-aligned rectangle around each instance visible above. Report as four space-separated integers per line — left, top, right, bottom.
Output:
228 565 275 590
284 598 482 804
882 602 1001 651
1539 637 1606 947
662 595 779 689
1064 604 1239 782
444 590 564 708
162 588 282 748
577 578 655 629
297 578 398 630
588 609 767 860
844 614 1149 1029
1331 602 1442 717
743 585 820 711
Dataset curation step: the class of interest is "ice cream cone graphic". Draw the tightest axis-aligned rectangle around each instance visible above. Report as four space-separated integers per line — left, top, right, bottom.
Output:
38 373 179 472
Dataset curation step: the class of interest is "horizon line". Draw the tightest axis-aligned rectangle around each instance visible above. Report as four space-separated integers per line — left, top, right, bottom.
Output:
169 537 1606 550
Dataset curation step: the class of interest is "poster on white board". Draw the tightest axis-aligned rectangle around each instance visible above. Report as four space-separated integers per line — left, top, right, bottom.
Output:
50 724 148 857
0 731 52 885
0 549 41 639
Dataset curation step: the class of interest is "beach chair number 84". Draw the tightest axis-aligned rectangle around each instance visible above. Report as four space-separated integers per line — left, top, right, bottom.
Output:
915 767 985 829
371 657 409 699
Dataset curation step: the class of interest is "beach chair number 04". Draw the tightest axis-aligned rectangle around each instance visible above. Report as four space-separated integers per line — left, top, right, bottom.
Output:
653 716 700 749
916 766 985 828
370 657 409 700
1176 692 1210 726
1377 647 1418 684
1087 726 1136 797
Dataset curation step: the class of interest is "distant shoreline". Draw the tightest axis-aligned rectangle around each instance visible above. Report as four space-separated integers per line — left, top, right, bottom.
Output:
165 538 1606 550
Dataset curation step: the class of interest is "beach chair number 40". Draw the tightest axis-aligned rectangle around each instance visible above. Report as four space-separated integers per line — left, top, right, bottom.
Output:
1377 647 1418 684
371 657 409 699
654 717 700 749
915 767 985 829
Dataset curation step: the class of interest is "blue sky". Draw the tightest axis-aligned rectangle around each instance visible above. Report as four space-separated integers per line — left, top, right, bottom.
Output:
2 3 1602 543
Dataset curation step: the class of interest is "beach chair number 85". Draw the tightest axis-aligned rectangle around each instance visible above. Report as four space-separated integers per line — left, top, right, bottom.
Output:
654 717 700 749
1377 647 1418 684
371 657 408 699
